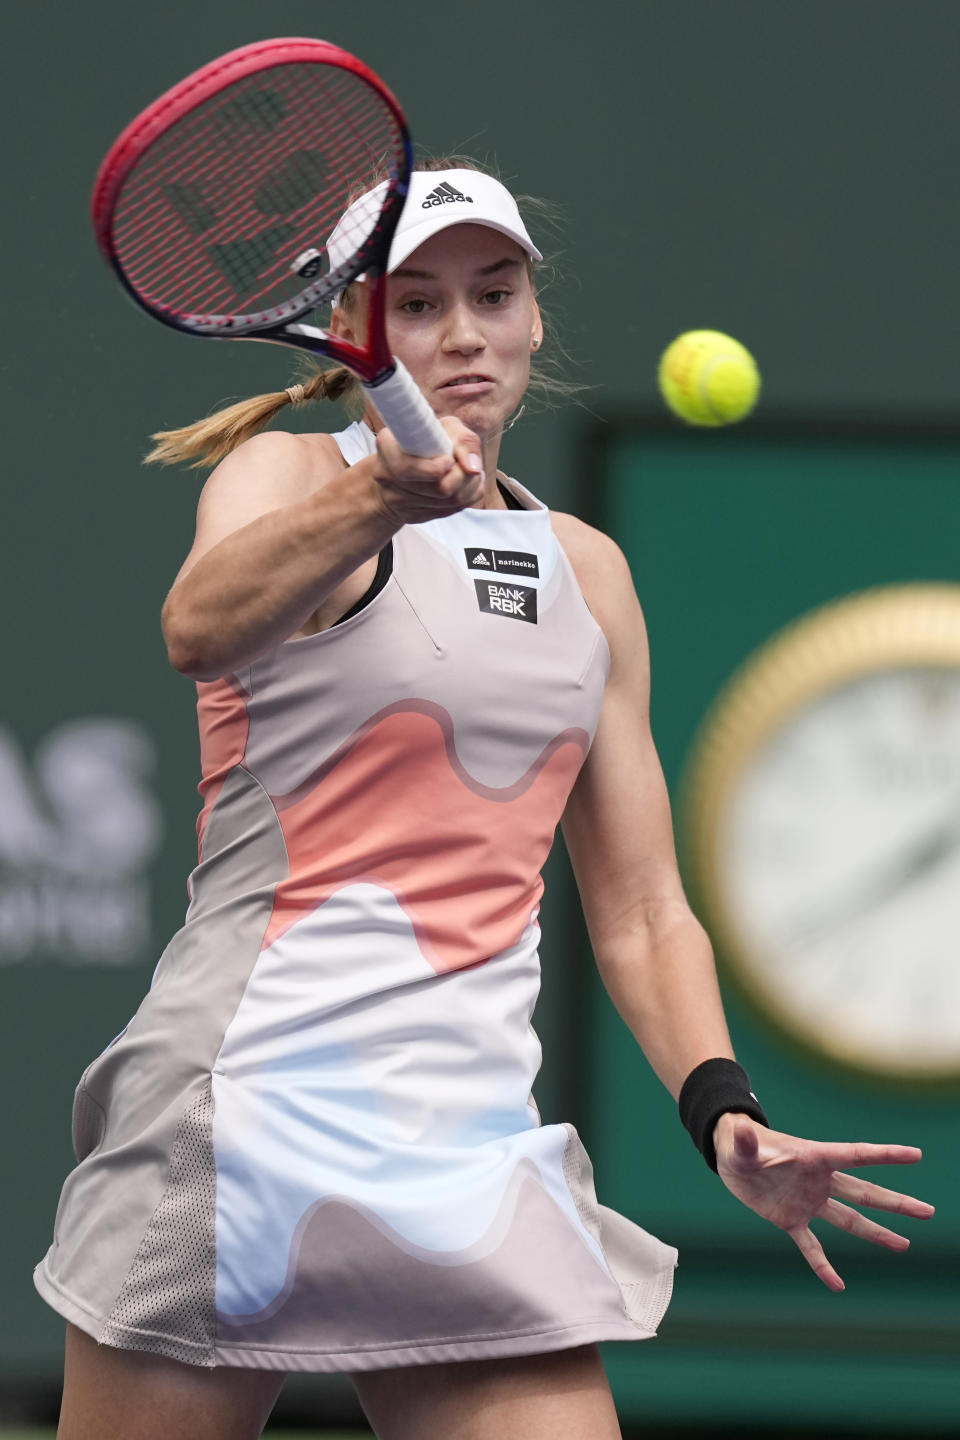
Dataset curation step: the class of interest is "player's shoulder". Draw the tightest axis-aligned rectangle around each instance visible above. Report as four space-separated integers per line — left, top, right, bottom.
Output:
210 427 345 483
199 428 346 508
549 509 645 652
549 510 634 592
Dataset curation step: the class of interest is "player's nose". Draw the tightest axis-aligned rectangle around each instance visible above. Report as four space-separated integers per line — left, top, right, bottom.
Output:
441 302 485 353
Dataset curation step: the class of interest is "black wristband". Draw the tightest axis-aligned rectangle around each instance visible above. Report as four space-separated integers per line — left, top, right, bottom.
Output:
678 1058 769 1172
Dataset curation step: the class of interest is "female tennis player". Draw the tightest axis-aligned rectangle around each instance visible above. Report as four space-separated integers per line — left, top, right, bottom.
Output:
38 160 933 1440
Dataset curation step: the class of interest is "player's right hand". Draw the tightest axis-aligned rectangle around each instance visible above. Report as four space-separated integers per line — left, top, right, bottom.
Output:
371 417 485 525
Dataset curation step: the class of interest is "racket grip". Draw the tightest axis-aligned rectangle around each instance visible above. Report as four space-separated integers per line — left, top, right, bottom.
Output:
364 360 454 458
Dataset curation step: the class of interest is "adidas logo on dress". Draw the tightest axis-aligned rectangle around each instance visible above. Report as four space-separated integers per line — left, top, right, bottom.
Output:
422 181 474 208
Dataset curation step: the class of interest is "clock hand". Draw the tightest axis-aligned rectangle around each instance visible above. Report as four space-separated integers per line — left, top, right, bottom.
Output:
789 804 960 949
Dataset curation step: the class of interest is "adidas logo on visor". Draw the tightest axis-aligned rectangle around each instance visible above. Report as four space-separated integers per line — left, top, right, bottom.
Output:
422 181 474 208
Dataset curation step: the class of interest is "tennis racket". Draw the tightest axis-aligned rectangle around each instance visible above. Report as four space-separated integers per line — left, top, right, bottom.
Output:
91 37 452 457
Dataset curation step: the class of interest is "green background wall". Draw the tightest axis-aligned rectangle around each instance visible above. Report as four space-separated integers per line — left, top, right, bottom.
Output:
3 1 959 1431
582 420 960 1431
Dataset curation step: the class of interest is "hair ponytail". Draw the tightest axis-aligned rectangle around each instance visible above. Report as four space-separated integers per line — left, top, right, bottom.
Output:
145 362 362 469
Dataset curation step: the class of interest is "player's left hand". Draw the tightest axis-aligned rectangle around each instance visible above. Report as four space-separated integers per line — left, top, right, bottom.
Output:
713 1113 935 1292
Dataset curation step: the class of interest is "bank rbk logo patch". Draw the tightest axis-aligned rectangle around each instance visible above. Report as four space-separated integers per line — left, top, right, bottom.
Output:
474 579 538 624
464 548 540 578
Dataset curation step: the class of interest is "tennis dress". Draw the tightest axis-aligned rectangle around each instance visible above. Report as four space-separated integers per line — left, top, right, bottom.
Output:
34 422 677 1373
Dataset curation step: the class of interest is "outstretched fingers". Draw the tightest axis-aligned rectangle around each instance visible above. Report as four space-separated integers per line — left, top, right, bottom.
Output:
830 1170 936 1221
820 1142 923 1169
818 1198 911 1251
790 1225 845 1293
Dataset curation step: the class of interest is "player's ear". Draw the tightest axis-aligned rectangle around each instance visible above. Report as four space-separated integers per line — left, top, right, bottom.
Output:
329 280 369 345
530 298 543 352
329 303 356 343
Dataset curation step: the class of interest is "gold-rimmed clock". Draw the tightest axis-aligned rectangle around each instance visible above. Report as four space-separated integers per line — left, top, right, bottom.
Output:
681 583 960 1084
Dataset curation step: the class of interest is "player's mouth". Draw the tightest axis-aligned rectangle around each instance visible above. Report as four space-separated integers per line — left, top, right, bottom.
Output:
437 374 495 394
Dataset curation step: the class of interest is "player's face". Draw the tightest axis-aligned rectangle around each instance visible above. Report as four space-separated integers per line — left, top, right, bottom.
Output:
384 225 541 440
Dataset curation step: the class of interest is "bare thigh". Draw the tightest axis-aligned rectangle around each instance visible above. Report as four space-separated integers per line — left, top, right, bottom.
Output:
57 1322 285 1440
351 1344 622 1440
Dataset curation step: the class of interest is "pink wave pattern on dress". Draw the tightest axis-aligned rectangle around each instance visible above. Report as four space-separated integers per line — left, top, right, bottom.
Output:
195 673 251 861
273 700 591 806
262 704 589 974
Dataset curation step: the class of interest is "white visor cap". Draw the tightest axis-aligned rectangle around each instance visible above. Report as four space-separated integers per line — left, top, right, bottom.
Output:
327 169 542 286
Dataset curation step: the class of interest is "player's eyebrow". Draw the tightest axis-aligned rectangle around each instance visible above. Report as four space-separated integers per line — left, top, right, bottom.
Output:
391 257 523 280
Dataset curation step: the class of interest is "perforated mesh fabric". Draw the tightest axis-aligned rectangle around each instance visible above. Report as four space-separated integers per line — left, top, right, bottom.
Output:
562 1123 678 1332
560 1123 603 1246
100 1084 217 1366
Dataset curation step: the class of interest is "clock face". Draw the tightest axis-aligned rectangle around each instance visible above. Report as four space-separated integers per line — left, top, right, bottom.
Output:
720 665 960 1077
683 585 960 1083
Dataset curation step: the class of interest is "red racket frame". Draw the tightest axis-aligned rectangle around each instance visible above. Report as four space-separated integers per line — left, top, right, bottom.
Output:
91 39 452 454
91 38 412 382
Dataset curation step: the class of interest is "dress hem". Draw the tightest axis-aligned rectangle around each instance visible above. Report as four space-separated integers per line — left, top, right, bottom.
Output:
214 1317 661 1373
34 1262 669 1374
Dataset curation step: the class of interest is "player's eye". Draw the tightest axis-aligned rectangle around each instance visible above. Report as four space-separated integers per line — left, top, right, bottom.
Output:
399 297 432 314
480 288 511 305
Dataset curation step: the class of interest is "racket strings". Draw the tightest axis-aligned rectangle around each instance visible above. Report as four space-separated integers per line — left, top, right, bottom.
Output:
116 76 381 306
110 62 404 319
116 73 375 263
114 68 377 249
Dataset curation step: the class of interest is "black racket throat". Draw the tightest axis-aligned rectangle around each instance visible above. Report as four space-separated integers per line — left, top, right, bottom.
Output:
282 267 394 384
282 322 396 388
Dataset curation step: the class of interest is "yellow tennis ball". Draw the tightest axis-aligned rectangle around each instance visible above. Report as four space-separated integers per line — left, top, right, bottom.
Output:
658 330 760 426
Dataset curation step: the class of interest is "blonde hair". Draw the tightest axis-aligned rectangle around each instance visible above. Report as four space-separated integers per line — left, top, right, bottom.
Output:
146 155 581 469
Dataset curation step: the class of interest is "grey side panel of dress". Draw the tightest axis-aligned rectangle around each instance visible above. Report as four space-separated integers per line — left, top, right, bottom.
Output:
35 769 288 1362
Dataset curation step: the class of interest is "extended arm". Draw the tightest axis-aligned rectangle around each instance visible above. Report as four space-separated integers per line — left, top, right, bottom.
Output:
556 517 935 1289
559 525 735 1097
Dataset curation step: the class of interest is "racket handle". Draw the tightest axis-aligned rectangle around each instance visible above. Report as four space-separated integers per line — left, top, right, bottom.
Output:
364 360 454 458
